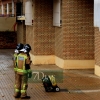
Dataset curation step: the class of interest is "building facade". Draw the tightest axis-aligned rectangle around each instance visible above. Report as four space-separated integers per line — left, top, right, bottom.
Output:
1 0 100 76
0 0 17 48
19 0 94 69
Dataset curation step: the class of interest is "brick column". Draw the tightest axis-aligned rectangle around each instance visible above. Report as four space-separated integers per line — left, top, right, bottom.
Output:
55 0 94 69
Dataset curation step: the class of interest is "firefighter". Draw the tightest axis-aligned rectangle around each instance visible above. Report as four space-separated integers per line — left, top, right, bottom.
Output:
14 44 32 99
13 43 24 72
13 43 24 94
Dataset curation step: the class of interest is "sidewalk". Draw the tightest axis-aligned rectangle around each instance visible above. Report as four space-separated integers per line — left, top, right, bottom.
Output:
0 49 100 100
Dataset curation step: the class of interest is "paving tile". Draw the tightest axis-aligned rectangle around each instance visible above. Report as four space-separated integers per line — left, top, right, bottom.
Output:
0 49 100 100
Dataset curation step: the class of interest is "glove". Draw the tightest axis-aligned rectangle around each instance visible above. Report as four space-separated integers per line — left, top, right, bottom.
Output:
28 71 32 78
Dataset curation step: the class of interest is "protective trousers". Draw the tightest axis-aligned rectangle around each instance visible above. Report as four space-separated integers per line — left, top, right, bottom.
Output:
14 74 28 97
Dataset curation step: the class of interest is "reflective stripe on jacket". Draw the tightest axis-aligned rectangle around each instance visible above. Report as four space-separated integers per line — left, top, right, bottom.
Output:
14 53 18 71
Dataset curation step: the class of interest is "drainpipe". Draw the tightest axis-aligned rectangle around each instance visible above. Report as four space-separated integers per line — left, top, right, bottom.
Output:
13 22 17 31
12 0 14 16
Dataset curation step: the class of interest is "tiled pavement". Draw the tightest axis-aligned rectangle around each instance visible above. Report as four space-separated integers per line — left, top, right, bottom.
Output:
0 49 100 100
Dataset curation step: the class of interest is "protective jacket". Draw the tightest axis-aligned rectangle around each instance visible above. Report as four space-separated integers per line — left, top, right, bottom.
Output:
16 53 32 75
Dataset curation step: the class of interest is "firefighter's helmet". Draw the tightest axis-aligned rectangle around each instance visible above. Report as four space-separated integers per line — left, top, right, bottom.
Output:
16 43 24 50
14 43 23 53
23 44 31 52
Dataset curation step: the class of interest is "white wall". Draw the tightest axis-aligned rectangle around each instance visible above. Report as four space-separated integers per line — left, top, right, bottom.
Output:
94 0 100 28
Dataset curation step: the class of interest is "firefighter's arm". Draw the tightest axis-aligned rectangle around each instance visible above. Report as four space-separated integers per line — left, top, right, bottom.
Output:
26 57 32 78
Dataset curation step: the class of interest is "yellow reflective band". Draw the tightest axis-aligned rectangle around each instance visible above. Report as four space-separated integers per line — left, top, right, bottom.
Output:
23 84 26 90
17 69 28 74
21 90 26 93
27 69 32 73
14 68 18 71
15 89 20 92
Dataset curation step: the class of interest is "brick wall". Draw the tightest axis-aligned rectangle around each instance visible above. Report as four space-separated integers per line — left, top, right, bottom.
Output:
55 0 94 60
25 0 94 61
95 27 100 66
0 31 17 49
26 0 55 55
55 27 63 58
